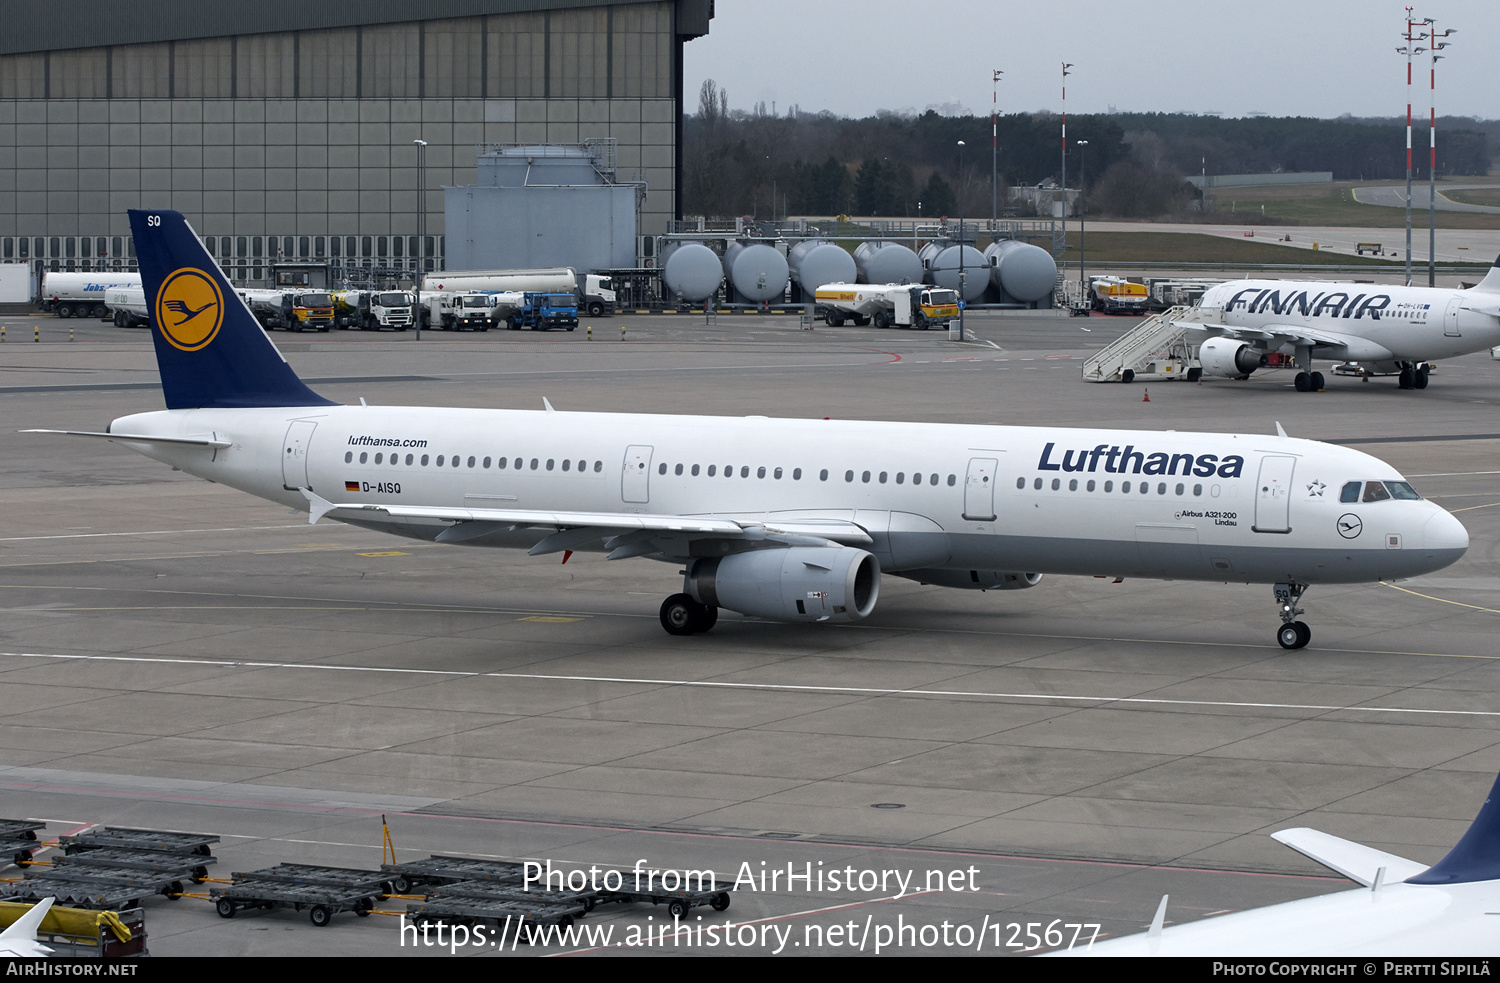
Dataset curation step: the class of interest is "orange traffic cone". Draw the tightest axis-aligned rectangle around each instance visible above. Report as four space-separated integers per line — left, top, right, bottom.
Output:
1142 389 1150 402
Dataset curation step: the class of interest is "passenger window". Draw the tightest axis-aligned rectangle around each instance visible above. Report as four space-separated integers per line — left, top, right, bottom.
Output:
757 467 766 478
947 475 956 486
879 472 887 484
930 474 939 486
1086 480 1095 491
1193 483 1201 495
658 463 667 475
819 469 828 481
845 470 854 482
374 453 382 465
896 473 905 485
497 457 507 469
421 454 429 466
360 452 368 464
530 459 539 470
435 455 444 466
483 457 491 469
675 464 683 475
1175 483 1184 495
1122 481 1131 493
467 456 476 468
692 464 700 476
1069 479 1077 491
453 456 461 468
774 467 782 479
792 468 801 480
1157 483 1166 495
546 459 555 471
1051 478 1060 490
708 465 717 476
1104 481 1113 492
741 466 749 478
862 471 871 483
344 451 353 463
1363 481 1391 503
1016 477 1025 489
1033 477 1041 490
594 461 602 472
1340 481 1360 503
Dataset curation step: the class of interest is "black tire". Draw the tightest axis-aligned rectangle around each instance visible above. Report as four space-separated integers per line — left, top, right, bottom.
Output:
1121 368 1135 383
1398 366 1415 389
668 900 689 919
164 881 183 899
711 892 731 911
58 303 73 318
1310 371 1325 391
1186 367 1202 382
1293 371 1310 392
566 324 575 332
1415 366 1429 389
827 313 844 327
660 594 698 636
113 311 124 327
310 905 333 927
873 310 891 329
507 316 520 330
193 866 209 883
588 302 604 317
391 875 411 894
216 899 236 918
688 604 718 634
1277 621 1311 650
92 304 108 318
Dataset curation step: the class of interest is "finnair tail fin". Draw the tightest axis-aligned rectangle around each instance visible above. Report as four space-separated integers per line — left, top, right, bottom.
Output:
0 897 55 957
1469 254 1500 295
127 209 335 410
1406 771 1500 885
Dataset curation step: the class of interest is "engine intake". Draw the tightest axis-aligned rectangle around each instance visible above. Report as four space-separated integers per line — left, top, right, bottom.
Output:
1198 336 1264 378
688 546 880 623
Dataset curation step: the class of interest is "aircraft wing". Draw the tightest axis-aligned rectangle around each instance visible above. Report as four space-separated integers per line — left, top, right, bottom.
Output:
300 490 875 557
1173 321 1394 360
1270 828 1429 886
1460 298 1500 318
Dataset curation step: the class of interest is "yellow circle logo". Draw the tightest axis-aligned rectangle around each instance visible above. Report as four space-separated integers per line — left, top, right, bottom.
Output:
155 268 224 351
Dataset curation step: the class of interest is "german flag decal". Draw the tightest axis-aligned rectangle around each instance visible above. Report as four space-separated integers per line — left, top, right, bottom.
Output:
345 481 360 492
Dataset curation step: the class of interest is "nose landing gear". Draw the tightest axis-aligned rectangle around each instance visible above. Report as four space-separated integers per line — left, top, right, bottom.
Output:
1274 581 1311 649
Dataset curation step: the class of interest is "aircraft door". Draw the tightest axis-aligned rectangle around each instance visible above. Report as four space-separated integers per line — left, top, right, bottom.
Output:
1444 296 1461 337
622 445 653 503
281 421 317 490
1253 455 1296 533
962 457 998 522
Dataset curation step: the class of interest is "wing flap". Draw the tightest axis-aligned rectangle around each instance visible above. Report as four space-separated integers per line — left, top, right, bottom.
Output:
1271 828 1428 886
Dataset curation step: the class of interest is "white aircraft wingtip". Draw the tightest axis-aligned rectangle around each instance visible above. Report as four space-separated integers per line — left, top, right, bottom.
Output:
543 397 555 413
1275 421 1289 438
1147 894 1169 938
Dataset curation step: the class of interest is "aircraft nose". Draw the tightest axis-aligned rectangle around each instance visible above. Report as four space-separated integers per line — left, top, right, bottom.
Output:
1423 508 1469 556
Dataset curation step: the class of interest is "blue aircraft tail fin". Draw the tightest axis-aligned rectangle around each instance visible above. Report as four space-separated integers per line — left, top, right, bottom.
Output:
1405 771 1500 884
127 209 335 410
1470 254 1500 295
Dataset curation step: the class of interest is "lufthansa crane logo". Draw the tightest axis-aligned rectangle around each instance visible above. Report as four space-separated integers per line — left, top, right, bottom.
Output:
154 268 223 351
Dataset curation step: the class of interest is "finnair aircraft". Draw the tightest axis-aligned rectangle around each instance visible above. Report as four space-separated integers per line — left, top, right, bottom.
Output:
1189 261 1500 391
27 210 1469 647
0 897 54 958
1054 771 1500 956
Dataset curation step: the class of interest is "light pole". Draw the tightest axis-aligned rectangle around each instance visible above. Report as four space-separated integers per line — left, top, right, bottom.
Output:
1427 25 1455 287
991 69 1003 231
412 139 427 340
1398 8 1430 286
1060 63 1073 253
1076 140 1088 312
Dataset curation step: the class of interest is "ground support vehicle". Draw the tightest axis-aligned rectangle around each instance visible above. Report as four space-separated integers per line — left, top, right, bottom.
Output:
0 901 146 957
15 865 189 906
595 881 732 919
40 271 142 319
53 848 214 884
0 818 44 866
506 291 579 331
813 283 959 330
212 864 392 926
59 826 218 857
429 291 495 331
335 290 413 331
1089 276 1150 314
240 290 334 331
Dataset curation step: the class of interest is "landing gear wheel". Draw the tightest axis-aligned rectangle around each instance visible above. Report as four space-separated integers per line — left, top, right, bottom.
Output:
216 899 236 918
1415 365 1429 389
1399 366 1415 389
1277 621 1311 650
1309 371 1325 391
660 594 698 636
1294 371 1310 392
309 905 333 927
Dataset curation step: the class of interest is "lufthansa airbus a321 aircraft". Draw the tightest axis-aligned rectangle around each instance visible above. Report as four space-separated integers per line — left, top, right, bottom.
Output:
28 211 1470 648
1188 262 1500 392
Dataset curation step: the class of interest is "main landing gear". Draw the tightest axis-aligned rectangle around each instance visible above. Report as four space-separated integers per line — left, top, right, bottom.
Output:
1291 345 1324 393
1274 581 1311 649
1398 362 1430 390
660 593 718 636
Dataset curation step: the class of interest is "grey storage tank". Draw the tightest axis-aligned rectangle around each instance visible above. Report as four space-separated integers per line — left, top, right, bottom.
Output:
787 240 857 298
919 242 988 302
983 240 1058 303
722 241 789 303
661 241 723 303
853 240 923 285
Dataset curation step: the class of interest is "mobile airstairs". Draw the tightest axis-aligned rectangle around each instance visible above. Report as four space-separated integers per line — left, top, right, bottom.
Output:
1080 305 1220 383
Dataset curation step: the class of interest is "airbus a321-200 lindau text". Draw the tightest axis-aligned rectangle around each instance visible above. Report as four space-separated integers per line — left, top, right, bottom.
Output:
26 210 1470 650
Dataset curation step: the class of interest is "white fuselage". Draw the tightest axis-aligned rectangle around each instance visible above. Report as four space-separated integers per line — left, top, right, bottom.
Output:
107 405 1467 586
1200 279 1500 361
1058 877 1500 957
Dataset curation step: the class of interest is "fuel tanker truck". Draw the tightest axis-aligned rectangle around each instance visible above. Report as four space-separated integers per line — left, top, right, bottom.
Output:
813 283 960 330
41 271 142 319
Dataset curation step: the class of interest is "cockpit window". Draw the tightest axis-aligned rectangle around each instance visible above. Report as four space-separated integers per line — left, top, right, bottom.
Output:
1384 481 1421 501
1362 481 1391 503
1340 481 1360 503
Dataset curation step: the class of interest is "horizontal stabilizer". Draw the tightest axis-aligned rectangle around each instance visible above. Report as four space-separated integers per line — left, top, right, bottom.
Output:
1270 828 1428 886
21 429 232 448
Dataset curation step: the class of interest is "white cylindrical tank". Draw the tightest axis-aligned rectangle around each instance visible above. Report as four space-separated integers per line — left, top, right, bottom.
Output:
983 240 1058 302
919 243 988 302
661 241 723 303
423 268 578 295
722 241 789 303
787 240 856 295
853 241 922 285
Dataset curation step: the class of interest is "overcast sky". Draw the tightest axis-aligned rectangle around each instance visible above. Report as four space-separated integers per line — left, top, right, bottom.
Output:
684 0 1498 121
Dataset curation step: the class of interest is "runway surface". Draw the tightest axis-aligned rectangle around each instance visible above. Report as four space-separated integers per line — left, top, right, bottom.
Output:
2 311 1499 956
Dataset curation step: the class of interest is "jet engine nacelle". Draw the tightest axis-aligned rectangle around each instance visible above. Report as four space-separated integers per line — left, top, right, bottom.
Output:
1198 336 1264 378
688 546 880 623
897 569 1043 591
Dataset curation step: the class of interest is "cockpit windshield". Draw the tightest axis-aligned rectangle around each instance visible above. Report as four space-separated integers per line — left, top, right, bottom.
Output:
1340 480 1422 503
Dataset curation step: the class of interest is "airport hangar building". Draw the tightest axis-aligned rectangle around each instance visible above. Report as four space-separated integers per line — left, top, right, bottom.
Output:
0 0 712 287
